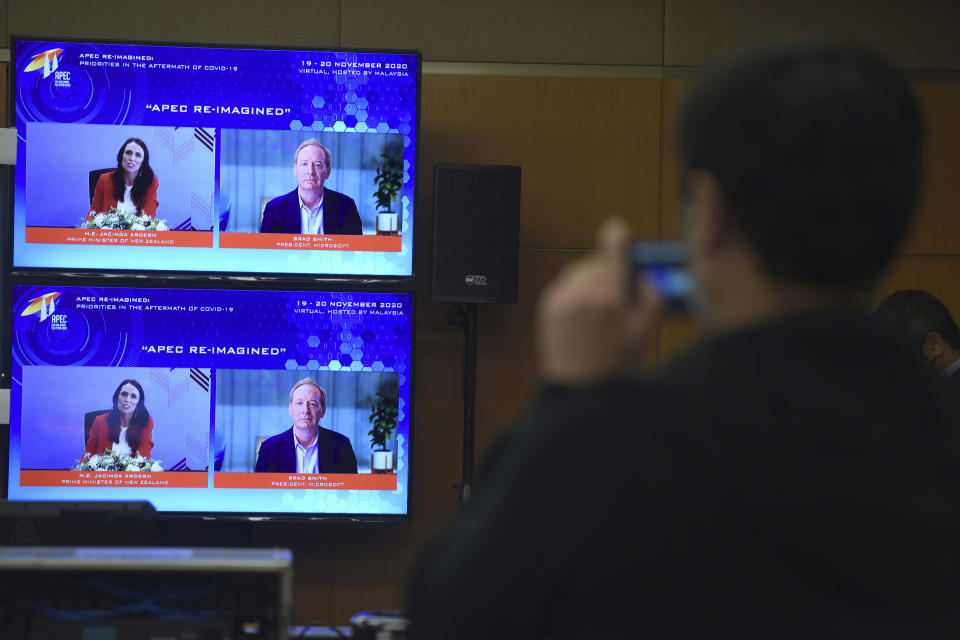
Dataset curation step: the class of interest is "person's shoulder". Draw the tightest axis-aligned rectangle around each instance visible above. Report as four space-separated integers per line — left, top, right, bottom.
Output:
945 368 960 387
261 427 293 445
317 425 352 445
265 189 298 210
323 187 356 205
512 379 676 451
96 171 115 185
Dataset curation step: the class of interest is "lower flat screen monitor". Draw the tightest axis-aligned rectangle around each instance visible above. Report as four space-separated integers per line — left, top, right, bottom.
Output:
5 284 413 520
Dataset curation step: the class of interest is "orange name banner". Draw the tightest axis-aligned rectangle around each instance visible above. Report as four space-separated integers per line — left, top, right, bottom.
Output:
26 227 213 248
20 470 208 488
219 232 402 252
214 472 397 491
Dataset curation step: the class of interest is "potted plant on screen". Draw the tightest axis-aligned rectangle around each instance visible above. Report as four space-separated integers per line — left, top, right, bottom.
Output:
373 152 403 236
368 384 399 473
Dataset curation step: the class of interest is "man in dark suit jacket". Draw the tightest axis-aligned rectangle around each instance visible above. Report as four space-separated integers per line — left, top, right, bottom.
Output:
408 42 960 638
875 289 960 390
254 378 358 474
259 138 362 235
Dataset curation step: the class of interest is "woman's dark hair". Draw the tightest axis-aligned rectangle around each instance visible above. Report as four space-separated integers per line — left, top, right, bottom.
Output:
106 379 151 455
111 138 155 210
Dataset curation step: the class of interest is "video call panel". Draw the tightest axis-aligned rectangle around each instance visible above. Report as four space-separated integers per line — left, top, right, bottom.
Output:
7 284 413 516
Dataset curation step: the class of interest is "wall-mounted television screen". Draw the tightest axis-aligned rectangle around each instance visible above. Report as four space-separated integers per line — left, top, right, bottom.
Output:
11 38 419 278
5 284 413 519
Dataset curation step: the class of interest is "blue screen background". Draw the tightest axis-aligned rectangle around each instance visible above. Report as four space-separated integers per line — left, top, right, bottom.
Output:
13 40 418 277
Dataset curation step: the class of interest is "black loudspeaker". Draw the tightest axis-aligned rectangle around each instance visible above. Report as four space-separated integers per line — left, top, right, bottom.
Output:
433 164 521 303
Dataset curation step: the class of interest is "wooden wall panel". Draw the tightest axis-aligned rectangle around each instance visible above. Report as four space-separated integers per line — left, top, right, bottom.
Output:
0 0 7 48
7 1 340 48
656 79 704 360
326 525 422 622
342 0 664 65
657 314 702 363
658 78 690 240
876 255 960 317
404 244 472 530
902 82 960 254
418 75 662 249
664 0 960 69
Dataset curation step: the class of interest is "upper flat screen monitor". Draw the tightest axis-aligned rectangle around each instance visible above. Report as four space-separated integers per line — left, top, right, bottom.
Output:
11 38 419 278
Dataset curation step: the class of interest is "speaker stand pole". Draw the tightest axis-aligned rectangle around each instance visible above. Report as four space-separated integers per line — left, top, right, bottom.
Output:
460 303 478 505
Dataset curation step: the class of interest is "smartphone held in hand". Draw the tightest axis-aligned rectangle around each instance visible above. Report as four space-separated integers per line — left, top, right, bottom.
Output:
631 240 692 314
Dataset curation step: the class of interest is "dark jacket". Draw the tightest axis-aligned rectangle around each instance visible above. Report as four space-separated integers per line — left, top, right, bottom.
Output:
254 426 358 473
408 311 960 638
259 187 362 235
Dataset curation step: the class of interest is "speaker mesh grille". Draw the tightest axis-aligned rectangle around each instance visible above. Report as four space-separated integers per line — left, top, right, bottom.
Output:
433 165 521 303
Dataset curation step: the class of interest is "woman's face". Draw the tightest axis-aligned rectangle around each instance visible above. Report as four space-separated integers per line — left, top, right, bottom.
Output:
122 142 145 175
117 383 140 416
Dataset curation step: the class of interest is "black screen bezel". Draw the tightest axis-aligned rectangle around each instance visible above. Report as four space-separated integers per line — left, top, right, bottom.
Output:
7 35 422 286
3 275 417 524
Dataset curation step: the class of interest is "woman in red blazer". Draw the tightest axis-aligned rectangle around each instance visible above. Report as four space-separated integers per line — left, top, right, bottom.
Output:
84 378 155 459
88 137 159 218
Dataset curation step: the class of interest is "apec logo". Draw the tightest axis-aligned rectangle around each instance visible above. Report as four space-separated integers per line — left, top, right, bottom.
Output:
20 292 61 322
23 47 67 83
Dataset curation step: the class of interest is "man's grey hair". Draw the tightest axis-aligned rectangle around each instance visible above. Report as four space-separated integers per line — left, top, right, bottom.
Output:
294 138 332 168
288 377 327 407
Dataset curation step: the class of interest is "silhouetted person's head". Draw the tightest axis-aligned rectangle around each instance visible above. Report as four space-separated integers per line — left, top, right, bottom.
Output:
677 41 922 325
